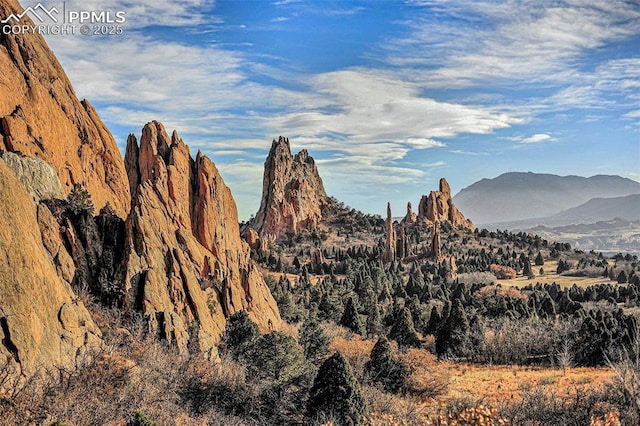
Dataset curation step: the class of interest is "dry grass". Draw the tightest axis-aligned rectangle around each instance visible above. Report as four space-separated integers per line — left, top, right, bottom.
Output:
497 261 618 288
327 333 617 423
436 362 614 408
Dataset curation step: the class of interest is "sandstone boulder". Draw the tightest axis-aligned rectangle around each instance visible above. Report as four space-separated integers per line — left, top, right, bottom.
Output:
0 151 65 202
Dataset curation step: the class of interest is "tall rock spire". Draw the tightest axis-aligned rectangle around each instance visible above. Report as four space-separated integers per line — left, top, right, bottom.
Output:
383 202 396 263
250 136 328 243
124 122 280 358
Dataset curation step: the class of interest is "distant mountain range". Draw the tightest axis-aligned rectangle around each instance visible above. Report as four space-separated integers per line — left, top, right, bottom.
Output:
527 218 640 255
452 172 640 254
453 172 640 225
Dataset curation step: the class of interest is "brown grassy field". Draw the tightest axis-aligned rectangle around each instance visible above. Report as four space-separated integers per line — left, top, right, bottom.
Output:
497 260 618 289
327 332 617 424
438 362 614 408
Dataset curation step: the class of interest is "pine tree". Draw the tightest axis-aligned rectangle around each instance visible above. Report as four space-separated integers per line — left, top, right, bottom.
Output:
340 297 365 335
436 299 471 358
617 270 628 284
245 331 306 383
299 317 330 365
426 305 441 335
388 307 421 350
522 258 532 277
534 251 544 266
66 183 95 217
366 302 382 338
222 310 260 358
307 352 367 426
364 337 406 393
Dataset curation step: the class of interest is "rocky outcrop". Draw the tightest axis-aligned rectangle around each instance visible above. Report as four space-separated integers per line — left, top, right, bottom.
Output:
0 0 130 217
383 203 396 263
431 221 442 259
0 151 65 202
418 178 474 231
251 136 328 243
0 158 100 380
403 202 417 224
242 228 261 251
123 122 280 358
396 225 409 260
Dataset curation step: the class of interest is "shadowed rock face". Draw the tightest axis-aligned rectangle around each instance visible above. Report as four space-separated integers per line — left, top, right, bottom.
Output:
0 158 101 380
418 178 475 231
124 122 280 358
0 0 130 217
251 136 328 243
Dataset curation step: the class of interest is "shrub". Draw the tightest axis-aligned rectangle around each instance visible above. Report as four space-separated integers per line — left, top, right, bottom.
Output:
66 183 94 216
244 331 306 384
127 411 155 426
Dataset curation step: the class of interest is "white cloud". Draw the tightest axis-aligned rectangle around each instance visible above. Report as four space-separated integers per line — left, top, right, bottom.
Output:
522 134 552 144
269 70 519 143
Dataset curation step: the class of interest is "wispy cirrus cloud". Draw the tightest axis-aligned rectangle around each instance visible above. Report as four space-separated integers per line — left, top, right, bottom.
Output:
391 0 640 87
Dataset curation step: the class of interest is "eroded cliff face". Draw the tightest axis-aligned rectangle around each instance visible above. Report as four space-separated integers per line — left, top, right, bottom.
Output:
124 122 280 358
251 136 328 243
0 0 280 379
0 0 130 217
0 158 101 380
418 178 475 231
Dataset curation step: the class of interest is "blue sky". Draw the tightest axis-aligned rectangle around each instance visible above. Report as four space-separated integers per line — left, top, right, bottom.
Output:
27 0 640 219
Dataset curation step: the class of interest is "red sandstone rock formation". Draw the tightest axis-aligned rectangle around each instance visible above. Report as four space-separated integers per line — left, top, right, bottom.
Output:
0 158 101 380
402 202 417 224
251 136 327 243
418 178 474 231
0 0 130 217
383 202 396 263
123 122 280 358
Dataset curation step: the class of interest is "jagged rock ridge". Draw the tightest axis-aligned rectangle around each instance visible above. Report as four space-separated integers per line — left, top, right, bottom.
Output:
250 136 328 243
417 178 474 231
0 0 130 217
123 122 280 357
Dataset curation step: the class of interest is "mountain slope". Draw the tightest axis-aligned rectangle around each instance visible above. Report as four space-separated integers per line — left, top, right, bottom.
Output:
454 172 640 224
549 194 640 225
0 0 130 217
